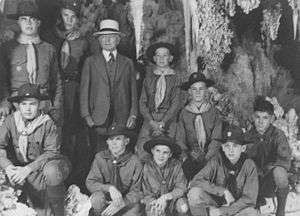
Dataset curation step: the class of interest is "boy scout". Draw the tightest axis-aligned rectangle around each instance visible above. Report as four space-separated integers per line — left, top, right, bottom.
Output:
188 125 259 216
142 134 189 216
0 83 70 215
244 96 292 216
0 1 62 124
137 42 181 162
86 126 143 216
176 72 222 180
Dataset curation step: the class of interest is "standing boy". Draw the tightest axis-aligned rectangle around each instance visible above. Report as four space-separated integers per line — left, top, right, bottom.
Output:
0 83 70 215
86 126 143 216
176 72 222 180
0 1 62 124
137 42 181 162
142 134 189 216
244 96 292 216
188 125 259 216
80 19 138 153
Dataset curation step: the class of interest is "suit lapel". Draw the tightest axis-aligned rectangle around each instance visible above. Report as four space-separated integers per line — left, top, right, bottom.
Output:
113 54 125 84
93 53 109 85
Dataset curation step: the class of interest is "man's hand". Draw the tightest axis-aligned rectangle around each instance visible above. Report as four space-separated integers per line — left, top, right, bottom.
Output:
209 208 222 216
0 105 10 118
5 165 18 184
9 166 32 184
85 116 95 128
101 199 125 216
126 115 136 129
223 189 235 206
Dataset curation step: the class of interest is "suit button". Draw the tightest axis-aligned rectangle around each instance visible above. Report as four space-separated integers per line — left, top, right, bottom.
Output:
16 66 22 71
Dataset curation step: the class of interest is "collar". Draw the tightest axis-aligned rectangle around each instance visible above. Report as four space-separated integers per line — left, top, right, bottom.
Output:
153 67 175 76
18 34 41 45
102 49 117 62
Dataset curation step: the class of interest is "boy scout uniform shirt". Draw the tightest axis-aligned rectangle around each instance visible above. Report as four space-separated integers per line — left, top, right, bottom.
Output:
142 158 187 203
190 153 258 216
139 68 181 125
86 150 143 205
0 114 60 172
175 107 222 160
244 125 292 173
0 40 62 116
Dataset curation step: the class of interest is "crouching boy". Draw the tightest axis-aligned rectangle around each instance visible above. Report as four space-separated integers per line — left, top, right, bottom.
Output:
142 134 189 216
0 83 71 215
86 126 143 216
188 125 259 216
244 96 292 216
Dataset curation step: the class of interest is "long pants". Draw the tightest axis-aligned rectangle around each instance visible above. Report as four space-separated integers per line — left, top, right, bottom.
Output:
187 187 260 216
90 191 141 216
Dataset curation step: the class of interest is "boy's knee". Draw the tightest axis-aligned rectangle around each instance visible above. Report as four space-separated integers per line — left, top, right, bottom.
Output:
43 158 71 186
272 167 289 189
176 198 189 214
187 187 205 206
90 191 106 211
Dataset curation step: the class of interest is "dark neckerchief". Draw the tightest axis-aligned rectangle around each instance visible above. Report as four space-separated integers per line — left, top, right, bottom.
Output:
220 150 247 199
105 150 132 195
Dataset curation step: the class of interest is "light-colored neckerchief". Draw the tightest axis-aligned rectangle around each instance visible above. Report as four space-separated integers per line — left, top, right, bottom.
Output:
14 111 50 162
18 34 41 84
153 68 175 110
185 102 211 149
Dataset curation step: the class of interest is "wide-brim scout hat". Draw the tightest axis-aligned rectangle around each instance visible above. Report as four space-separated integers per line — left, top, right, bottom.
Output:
106 125 135 139
144 134 182 156
7 1 41 20
146 42 177 64
181 72 215 91
216 124 249 146
61 0 81 17
93 19 126 37
8 83 49 103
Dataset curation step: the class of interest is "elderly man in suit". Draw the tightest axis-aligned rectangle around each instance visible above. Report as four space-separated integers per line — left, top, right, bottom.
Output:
80 19 138 154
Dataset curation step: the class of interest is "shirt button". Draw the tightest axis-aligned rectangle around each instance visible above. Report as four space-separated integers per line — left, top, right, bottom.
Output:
162 180 166 184
16 66 22 71
260 138 264 141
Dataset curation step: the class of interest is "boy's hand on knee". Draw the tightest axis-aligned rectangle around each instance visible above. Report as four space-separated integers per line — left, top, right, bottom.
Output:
10 166 32 184
223 189 235 206
109 186 122 202
209 208 222 216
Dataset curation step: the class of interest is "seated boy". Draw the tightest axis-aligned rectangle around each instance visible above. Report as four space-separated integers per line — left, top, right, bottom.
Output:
86 126 143 216
188 124 259 216
0 83 70 215
142 134 189 216
176 72 222 180
244 96 292 216
137 42 181 162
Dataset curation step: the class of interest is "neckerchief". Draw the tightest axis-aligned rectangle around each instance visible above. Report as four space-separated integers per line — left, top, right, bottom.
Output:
220 150 247 200
56 27 80 69
18 34 41 84
14 111 50 162
108 151 132 194
153 68 175 110
185 102 211 149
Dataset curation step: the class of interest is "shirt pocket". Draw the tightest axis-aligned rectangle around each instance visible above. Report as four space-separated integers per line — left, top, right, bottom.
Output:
10 49 27 73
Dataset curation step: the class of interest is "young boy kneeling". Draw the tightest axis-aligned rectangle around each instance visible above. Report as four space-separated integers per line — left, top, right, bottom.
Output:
0 83 70 215
86 126 143 216
244 96 292 216
142 134 189 216
188 125 259 216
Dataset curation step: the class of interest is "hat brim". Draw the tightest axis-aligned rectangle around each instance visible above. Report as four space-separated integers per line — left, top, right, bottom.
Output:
8 94 49 103
106 130 135 139
146 42 177 64
143 139 181 156
93 31 126 37
181 78 215 91
7 13 41 20
216 138 251 146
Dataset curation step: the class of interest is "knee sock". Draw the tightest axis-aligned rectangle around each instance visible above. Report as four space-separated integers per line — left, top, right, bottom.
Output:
276 187 289 216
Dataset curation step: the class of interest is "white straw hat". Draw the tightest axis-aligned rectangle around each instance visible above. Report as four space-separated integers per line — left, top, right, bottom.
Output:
93 19 125 37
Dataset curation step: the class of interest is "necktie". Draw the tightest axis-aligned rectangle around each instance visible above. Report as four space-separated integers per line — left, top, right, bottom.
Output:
109 52 115 63
112 159 123 193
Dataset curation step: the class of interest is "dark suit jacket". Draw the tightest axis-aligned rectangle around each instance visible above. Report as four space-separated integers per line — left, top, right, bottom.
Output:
80 52 138 126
